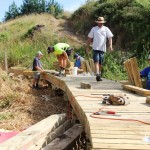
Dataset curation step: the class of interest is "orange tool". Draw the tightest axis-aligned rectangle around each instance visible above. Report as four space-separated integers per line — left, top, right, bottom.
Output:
94 110 116 115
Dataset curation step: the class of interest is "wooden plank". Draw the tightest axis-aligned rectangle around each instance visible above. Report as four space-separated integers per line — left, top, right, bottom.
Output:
42 124 83 150
92 138 147 144
124 58 142 88
91 134 146 139
81 60 87 73
85 60 92 75
30 120 71 150
89 125 150 131
132 58 142 87
80 82 91 89
89 59 95 74
123 85 150 96
124 60 134 85
93 143 150 150
130 58 142 87
146 96 150 104
0 114 67 150
91 130 150 134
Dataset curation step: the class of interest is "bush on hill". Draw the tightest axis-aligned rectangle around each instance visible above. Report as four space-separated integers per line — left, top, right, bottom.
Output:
70 0 150 55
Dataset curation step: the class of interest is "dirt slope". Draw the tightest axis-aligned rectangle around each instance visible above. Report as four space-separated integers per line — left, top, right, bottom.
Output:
0 68 68 131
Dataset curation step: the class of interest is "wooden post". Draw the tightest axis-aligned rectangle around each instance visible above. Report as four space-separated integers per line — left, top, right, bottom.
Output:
124 57 142 88
85 60 92 75
81 60 87 73
89 59 95 75
4 48 8 73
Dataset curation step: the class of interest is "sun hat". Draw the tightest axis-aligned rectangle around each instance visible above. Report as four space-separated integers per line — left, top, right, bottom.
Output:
37 51 43 56
95 16 106 23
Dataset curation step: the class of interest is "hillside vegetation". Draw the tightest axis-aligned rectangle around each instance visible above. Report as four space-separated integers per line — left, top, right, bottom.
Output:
70 0 150 53
0 14 85 69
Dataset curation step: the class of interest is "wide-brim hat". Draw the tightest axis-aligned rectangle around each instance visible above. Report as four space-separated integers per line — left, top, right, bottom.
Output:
95 16 106 23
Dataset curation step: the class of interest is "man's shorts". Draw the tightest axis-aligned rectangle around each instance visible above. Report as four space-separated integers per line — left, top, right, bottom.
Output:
93 50 104 65
33 72 40 79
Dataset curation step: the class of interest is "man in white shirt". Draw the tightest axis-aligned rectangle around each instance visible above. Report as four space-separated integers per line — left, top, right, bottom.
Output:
86 16 113 81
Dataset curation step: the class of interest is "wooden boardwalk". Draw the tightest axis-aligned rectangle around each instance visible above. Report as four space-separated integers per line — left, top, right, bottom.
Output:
42 73 150 150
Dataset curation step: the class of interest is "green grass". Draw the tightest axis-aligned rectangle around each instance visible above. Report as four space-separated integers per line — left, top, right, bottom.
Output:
0 14 83 70
0 113 14 121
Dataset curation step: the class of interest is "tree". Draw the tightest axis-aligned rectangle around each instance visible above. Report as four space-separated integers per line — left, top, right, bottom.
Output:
46 0 63 17
4 0 64 21
4 2 20 21
20 0 63 17
20 0 39 14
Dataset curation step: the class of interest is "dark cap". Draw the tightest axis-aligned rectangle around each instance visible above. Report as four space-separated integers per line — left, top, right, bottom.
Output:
47 46 54 54
73 53 79 59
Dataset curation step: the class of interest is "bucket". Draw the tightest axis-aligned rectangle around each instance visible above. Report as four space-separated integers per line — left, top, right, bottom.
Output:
72 67 78 76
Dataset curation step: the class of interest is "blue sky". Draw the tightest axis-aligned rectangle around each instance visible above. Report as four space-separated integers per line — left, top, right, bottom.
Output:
0 0 86 22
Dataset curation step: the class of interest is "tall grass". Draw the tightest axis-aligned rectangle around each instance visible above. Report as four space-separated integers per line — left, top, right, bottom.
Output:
0 13 81 69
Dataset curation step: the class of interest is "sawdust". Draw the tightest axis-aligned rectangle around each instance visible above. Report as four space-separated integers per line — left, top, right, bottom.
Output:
0 68 68 131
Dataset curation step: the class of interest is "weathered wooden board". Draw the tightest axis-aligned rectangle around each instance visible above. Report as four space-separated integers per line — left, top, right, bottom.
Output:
124 58 142 87
42 124 83 150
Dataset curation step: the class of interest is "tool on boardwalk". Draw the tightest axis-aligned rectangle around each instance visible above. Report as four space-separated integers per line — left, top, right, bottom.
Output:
94 110 116 115
102 94 130 105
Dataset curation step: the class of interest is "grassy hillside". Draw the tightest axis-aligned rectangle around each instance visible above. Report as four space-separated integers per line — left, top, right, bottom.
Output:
0 13 84 69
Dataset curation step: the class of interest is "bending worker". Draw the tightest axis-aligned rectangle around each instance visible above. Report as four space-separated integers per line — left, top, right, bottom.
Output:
47 43 73 75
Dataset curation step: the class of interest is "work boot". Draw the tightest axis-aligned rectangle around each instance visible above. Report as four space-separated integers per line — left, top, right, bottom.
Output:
36 84 41 89
96 74 102 82
32 85 36 89
59 67 65 76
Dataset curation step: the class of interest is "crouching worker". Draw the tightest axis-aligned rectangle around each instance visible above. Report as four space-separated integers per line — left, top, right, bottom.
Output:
32 51 44 89
140 54 150 90
47 43 73 76
74 53 84 69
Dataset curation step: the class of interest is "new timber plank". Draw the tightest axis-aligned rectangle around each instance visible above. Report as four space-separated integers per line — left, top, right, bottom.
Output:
91 134 146 139
0 114 67 150
42 124 83 150
93 143 150 150
123 85 150 96
92 138 147 144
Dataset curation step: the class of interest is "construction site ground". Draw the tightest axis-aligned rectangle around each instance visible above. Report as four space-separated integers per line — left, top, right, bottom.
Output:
0 68 67 131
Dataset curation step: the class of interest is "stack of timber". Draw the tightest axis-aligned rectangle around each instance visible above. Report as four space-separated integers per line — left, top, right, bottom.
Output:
81 59 95 75
0 114 73 150
123 57 150 96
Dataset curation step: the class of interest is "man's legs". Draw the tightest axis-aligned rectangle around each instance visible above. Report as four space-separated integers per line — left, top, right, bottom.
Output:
93 50 103 81
32 73 40 89
57 55 67 75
